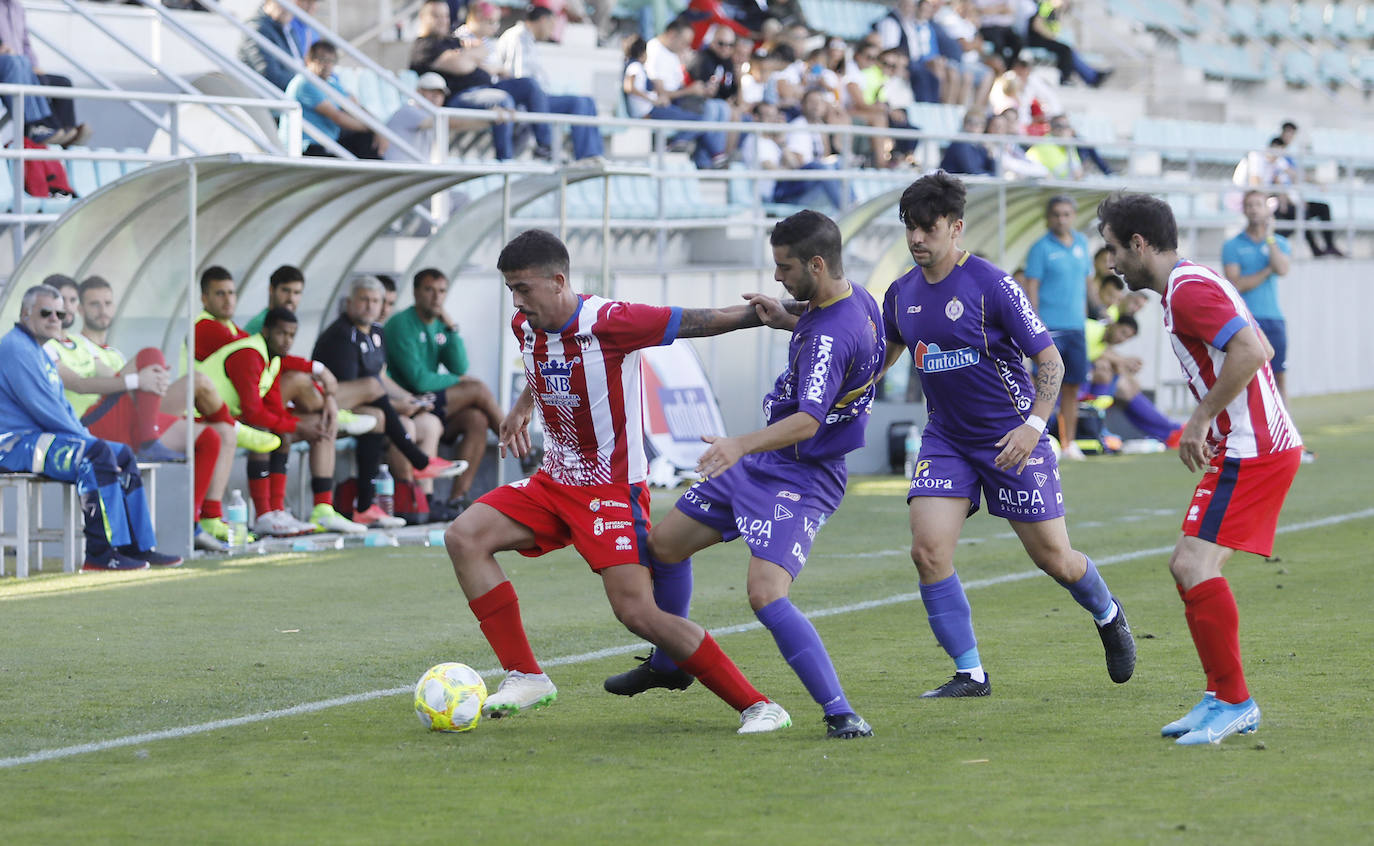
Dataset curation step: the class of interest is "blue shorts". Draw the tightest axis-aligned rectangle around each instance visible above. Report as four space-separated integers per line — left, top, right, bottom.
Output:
1050 328 1089 385
1255 317 1287 374
673 453 836 578
908 425 1066 522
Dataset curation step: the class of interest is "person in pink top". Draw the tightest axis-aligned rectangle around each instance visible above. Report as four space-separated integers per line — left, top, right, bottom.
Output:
1097 192 1303 747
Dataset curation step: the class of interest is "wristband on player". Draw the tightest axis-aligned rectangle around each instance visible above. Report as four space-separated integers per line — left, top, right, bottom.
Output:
311 360 325 377
125 373 140 391
1024 414 1048 434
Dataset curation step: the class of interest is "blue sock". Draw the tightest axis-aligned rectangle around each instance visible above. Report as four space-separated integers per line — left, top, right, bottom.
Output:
647 556 693 673
1060 555 1115 621
920 572 979 667
756 597 852 716
1124 394 1179 442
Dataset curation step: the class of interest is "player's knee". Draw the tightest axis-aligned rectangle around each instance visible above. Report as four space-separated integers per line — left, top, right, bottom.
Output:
909 538 946 575
443 516 481 562
610 598 659 640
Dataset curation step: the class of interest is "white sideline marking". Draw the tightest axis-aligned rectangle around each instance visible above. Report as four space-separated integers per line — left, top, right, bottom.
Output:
3 507 1370 770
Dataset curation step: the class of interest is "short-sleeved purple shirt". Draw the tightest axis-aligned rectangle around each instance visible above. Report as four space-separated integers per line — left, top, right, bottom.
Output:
883 252 1052 443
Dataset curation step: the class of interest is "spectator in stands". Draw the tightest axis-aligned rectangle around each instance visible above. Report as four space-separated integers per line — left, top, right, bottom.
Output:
873 47 920 162
244 265 305 335
0 0 90 145
840 41 897 169
989 55 1060 131
51 276 254 552
738 100 786 198
201 306 367 537
939 108 995 175
0 285 180 571
985 110 1047 178
623 34 727 169
972 0 1024 72
934 0 995 107
771 88 847 209
311 276 460 527
378 274 399 322
493 5 605 164
689 24 744 110
410 0 560 161
736 43 793 109
875 0 952 104
239 0 301 91
1080 311 1183 448
1233 137 1342 257
1278 120 1298 149
647 17 732 167
285 41 388 159
1024 0 1109 87
288 0 320 57
383 72 448 162
684 0 757 50
384 268 503 512
1023 193 1096 459
1026 113 1085 178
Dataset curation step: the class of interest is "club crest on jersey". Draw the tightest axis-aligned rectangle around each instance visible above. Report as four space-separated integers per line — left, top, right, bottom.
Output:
945 297 964 321
913 341 979 373
907 305 921 314
575 334 594 350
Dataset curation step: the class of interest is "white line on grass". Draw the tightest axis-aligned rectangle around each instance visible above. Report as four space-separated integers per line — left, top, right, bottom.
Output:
3 507 1370 770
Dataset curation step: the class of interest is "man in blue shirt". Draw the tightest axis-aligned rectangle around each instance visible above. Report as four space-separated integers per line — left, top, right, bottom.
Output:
0 285 180 571
238 0 300 91
1023 194 1096 459
1222 190 1292 400
284 41 387 159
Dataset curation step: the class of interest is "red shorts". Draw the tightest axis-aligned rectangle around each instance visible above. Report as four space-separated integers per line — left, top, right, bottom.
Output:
477 471 653 571
81 393 179 446
1182 447 1301 557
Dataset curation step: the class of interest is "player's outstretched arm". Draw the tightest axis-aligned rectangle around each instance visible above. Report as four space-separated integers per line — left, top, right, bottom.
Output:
696 411 820 479
1177 325 1267 472
677 304 768 338
499 385 535 459
741 293 803 331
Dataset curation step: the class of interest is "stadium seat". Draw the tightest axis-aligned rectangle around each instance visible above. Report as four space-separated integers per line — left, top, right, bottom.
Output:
121 147 148 176
1357 54 1374 88
1225 1 1264 41
1293 2 1326 40
1257 2 1295 39
1282 50 1319 86
63 146 100 197
1318 50 1352 86
93 152 123 188
1326 3 1363 41
0 163 44 214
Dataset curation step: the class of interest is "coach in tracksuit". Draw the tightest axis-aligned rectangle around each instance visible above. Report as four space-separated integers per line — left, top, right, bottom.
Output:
0 284 181 571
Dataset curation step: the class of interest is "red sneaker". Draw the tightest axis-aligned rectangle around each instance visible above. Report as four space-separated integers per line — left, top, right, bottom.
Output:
413 456 467 481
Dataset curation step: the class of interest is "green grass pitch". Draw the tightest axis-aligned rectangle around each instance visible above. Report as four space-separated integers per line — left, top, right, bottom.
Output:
2 392 1372 844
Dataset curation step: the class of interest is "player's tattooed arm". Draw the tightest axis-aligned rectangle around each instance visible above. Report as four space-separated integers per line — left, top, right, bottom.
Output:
678 305 766 337
1034 358 1062 406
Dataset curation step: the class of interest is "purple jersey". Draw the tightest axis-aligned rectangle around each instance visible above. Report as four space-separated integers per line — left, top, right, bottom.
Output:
883 252 1052 442
762 282 885 465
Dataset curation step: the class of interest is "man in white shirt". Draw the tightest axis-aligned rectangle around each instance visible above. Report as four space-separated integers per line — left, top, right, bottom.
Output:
493 5 604 162
645 17 730 167
384 72 449 162
771 89 845 208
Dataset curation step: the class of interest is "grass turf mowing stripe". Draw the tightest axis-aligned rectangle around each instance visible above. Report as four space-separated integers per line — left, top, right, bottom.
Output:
3 506 1369 770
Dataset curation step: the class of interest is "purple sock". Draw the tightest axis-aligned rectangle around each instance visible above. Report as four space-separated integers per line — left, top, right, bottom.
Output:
1059 555 1114 620
647 556 693 673
919 572 979 662
756 597 852 716
1124 394 1179 442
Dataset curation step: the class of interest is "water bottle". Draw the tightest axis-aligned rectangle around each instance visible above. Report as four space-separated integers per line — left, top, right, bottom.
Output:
225 489 249 551
903 425 921 479
373 465 395 516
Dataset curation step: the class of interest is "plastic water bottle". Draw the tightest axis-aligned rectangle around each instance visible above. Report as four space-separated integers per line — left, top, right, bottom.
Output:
903 425 921 479
225 489 249 551
373 465 395 516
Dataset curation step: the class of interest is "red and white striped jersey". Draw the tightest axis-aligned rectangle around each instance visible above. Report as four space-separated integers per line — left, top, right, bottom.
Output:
514 295 682 486
1162 260 1302 458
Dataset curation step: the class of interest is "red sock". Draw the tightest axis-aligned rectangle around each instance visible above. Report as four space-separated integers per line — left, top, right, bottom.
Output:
201 499 222 520
468 582 541 674
248 476 271 515
1181 577 1248 704
313 488 333 507
132 348 167 446
191 427 220 517
204 403 234 426
270 472 287 513
1177 583 1213 692
678 633 766 712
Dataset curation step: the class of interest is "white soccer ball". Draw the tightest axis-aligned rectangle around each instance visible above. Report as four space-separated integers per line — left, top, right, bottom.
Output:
414 662 488 732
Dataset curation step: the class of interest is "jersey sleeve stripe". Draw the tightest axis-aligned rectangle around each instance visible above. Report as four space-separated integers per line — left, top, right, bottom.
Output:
662 306 683 346
1211 314 1249 351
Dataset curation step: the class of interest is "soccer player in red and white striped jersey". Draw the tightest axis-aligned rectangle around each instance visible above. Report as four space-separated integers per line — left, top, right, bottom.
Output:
443 229 796 734
1098 193 1303 746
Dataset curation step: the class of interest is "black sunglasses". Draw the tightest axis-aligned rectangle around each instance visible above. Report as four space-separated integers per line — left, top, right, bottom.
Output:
38 308 68 320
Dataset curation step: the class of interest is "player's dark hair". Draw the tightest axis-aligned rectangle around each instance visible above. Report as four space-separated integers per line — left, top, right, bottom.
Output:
376 273 397 293
770 210 844 277
497 229 571 277
269 264 305 289
525 5 554 22
41 273 77 291
200 265 233 294
1096 192 1178 252
1281 120 1297 131
898 171 966 230
1046 193 1076 215
1268 136 1284 148
307 40 337 61
78 275 113 301
412 267 447 290
263 306 298 331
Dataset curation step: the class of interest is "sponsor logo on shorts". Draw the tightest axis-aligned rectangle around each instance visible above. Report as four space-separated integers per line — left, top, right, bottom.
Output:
913 341 979 373
803 516 819 541
1187 505 1200 522
594 517 633 536
682 487 711 512
735 516 773 541
615 536 632 550
804 335 835 404
1025 457 1044 466
588 498 629 512
792 542 807 565
1033 472 1048 488
945 297 965 321
911 459 954 490
774 504 794 520
1195 488 1213 499
997 487 1050 517
776 490 801 501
